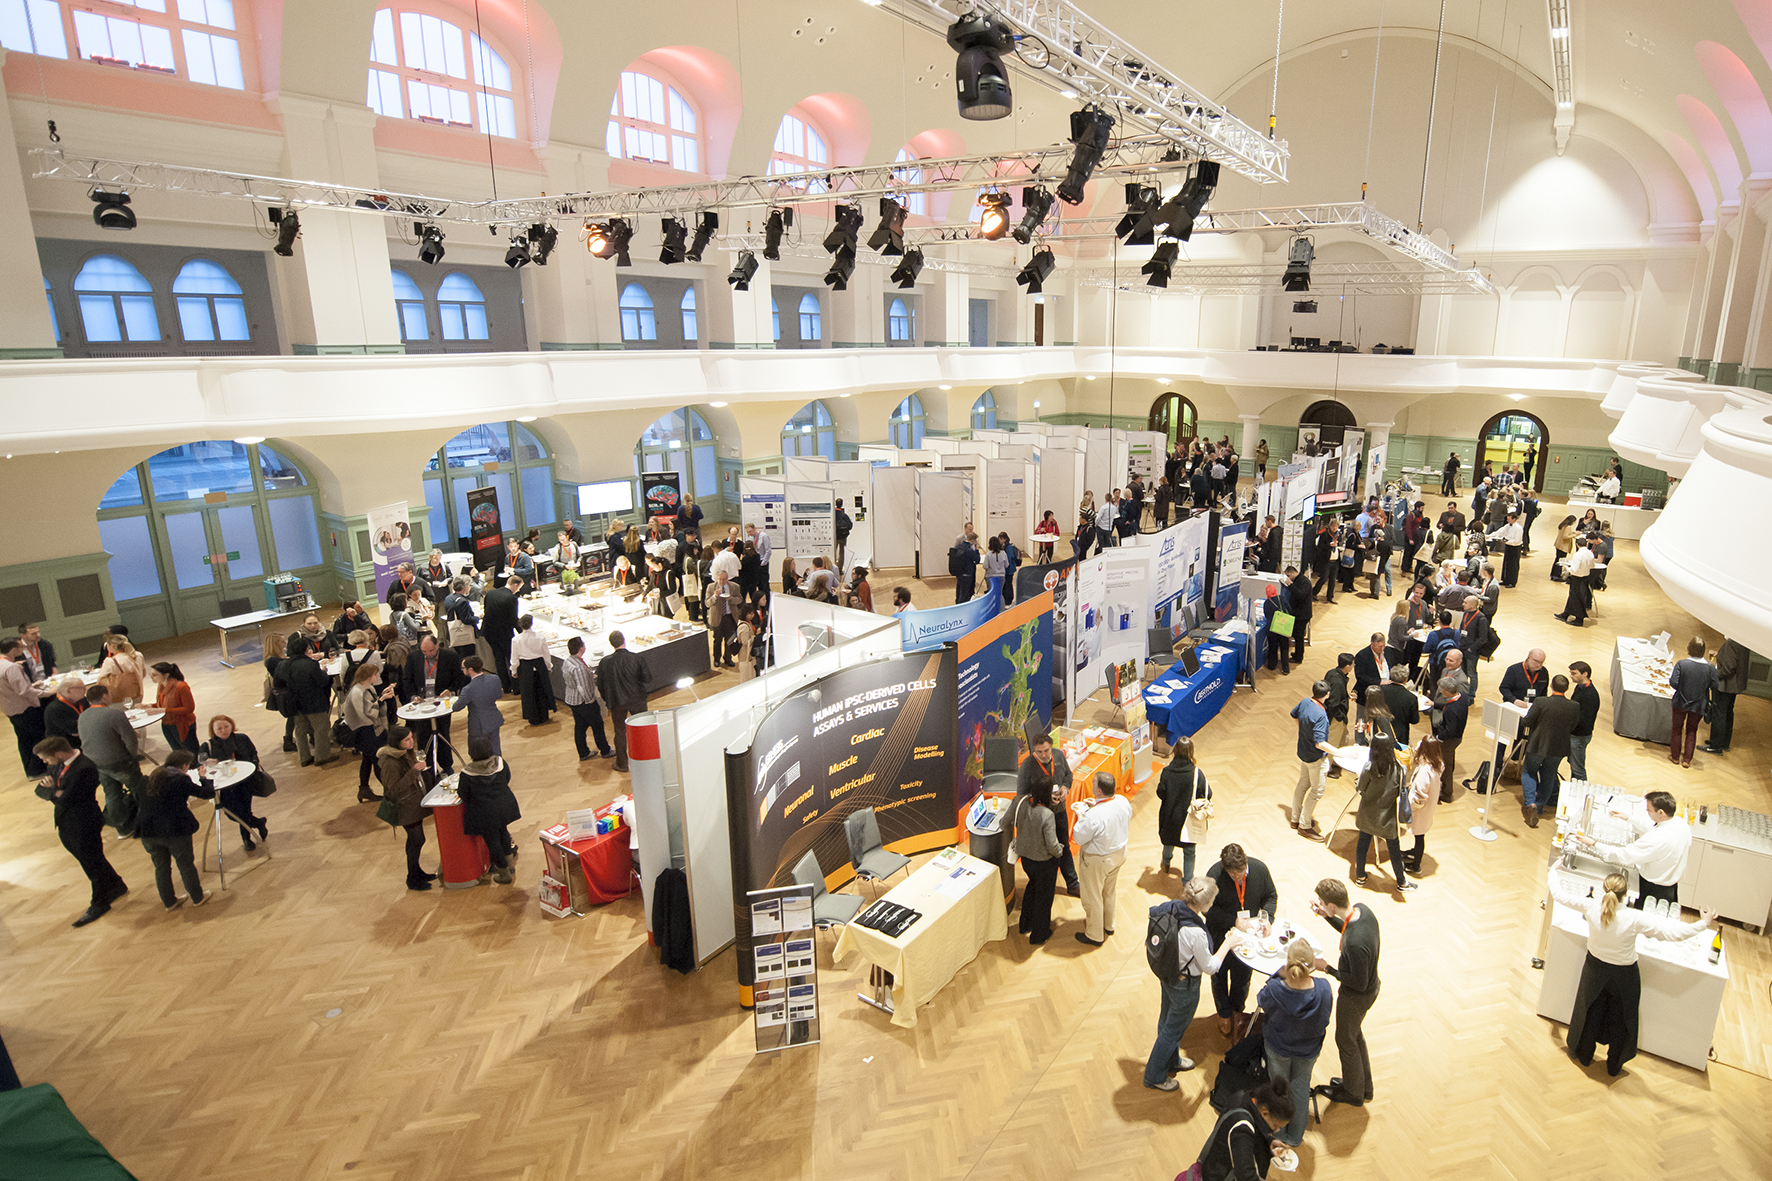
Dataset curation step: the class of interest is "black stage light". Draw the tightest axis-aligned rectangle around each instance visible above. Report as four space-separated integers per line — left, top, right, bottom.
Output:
824 245 857 290
527 223 558 264
1154 160 1220 241
505 236 531 268
1056 107 1115 205
685 211 718 262
269 207 300 256
587 218 633 265
1016 247 1056 294
1293 300 1317 314
417 223 446 264
1142 240 1179 289
660 216 689 264
1283 236 1314 292
947 13 1014 121
977 192 1011 240
1116 182 1160 245
1012 186 1053 245
90 189 136 231
823 204 864 254
867 197 908 255
728 249 759 291
891 247 925 289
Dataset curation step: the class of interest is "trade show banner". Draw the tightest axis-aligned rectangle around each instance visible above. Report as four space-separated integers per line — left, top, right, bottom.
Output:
899 581 1003 652
1071 555 1109 705
1147 520 1206 634
1365 443 1388 500
465 486 503 571
1214 521 1249 619
367 501 413 600
725 648 959 993
1101 550 1152 672
640 472 682 522
956 591 1054 809
1015 559 1074 710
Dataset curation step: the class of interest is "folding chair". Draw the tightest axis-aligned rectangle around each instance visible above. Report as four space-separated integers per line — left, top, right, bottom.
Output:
844 808 911 899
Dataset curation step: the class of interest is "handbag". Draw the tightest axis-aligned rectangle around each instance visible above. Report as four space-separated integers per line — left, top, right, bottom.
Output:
376 794 400 827
331 716 354 747
447 617 475 647
1268 610 1296 638
251 771 278 798
666 592 686 616
1186 769 1212 845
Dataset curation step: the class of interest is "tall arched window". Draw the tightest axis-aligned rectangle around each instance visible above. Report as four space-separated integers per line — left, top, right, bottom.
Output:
1148 392 1198 449
797 293 821 342
768 109 831 192
893 148 927 216
890 395 925 448
1300 400 1357 447
680 288 697 341
771 296 782 342
620 283 657 342
783 400 836 459
74 254 159 344
437 272 488 341
367 7 518 137
172 259 249 342
971 390 998 431
391 268 429 341
15 1 257 89
888 298 913 343
605 68 700 172
423 421 556 549
634 408 718 503
97 440 324 640
43 275 59 343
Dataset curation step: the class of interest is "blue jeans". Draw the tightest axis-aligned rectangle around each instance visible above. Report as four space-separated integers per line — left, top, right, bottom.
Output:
1266 1044 1320 1146
1144 974 1202 1085
1567 734 1590 782
1378 554 1394 595
1161 842 1197 880
1522 753 1562 809
1097 526 1116 552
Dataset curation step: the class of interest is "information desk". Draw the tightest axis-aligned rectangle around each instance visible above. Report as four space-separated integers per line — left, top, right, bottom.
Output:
1608 637 1675 744
420 775 491 888
1142 642 1243 742
523 585 711 695
831 852 1008 1028
1566 496 1660 540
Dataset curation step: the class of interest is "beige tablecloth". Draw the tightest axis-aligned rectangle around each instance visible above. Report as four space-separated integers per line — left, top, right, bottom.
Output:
831 852 1008 1028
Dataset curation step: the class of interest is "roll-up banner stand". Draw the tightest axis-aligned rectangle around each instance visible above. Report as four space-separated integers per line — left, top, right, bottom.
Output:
956 591 1054 809
1072 555 1108 706
725 648 958 1005
640 471 683 524
466 485 503 571
1214 520 1250 621
828 461 875 573
741 477 788 583
367 501 413 602
785 482 837 568
1014 560 1074 713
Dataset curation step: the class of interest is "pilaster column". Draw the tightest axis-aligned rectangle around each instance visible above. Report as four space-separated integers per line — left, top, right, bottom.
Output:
0 52 58 357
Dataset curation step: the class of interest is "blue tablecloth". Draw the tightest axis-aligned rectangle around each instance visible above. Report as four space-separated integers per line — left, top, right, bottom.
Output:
1144 641 1243 741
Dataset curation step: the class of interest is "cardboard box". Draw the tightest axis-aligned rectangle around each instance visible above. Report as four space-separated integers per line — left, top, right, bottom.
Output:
538 874 573 918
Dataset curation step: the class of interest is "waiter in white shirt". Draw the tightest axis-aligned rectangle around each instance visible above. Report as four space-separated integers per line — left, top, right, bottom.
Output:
1575 788 1691 911
1556 536 1597 626
1485 511 1526 588
1071 771 1133 947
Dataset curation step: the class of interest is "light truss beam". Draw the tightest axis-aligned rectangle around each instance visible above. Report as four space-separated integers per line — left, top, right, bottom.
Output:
876 0 1287 183
1079 260 1491 295
1547 0 1575 154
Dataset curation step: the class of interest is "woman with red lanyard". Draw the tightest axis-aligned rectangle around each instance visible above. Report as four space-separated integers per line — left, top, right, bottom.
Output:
1034 511 1061 564
149 662 199 756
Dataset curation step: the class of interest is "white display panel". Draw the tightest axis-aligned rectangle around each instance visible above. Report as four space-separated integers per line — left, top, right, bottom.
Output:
872 467 920 567
577 480 634 515
916 470 968 580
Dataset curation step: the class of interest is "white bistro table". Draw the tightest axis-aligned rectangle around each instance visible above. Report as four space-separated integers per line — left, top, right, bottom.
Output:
197 760 267 888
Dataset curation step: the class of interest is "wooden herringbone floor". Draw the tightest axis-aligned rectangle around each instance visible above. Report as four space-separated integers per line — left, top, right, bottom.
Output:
3 510 1771 1180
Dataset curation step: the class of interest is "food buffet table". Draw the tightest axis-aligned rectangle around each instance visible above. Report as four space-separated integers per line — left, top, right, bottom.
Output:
1608 637 1674 744
523 582 710 695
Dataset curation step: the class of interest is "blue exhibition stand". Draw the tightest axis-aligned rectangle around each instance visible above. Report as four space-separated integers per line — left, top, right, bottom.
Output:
1144 641 1244 741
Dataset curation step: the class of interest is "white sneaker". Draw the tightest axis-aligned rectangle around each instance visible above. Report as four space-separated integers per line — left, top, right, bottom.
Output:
1145 1078 1180 1092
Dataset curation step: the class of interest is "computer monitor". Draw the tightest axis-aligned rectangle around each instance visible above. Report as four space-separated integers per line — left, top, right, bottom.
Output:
577 480 634 515
1178 647 1202 677
1305 337 1321 348
1291 336 1306 348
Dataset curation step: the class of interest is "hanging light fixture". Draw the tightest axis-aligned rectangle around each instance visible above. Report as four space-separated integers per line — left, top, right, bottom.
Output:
659 216 689 264
89 189 136 231
1013 187 1053 245
685 212 718 262
728 249 759 291
269 207 300 256
867 197 908 255
891 247 925 289
947 13 1015 121
977 192 1012 240
1016 247 1056 294
1056 107 1115 204
416 223 446 264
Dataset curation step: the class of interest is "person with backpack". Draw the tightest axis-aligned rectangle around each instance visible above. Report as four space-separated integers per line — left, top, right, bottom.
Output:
949 533 979 604
833 499 853 570
1142 875 1244 1091
1190 1077 1295 1180
1258 941 1334 1154
1156 737 1210 879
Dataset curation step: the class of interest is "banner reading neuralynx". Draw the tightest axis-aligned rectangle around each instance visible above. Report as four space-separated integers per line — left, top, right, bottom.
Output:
725 647 958 998
640 471 682 522
465 485 503 571
898 580 1003 652
956 591 1054 811
367 502 413 600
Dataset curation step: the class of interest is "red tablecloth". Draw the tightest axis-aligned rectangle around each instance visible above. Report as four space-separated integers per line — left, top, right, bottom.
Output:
557 829 634 906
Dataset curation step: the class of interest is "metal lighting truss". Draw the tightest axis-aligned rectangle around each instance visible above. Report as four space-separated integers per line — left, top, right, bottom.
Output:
1079 260 1489 296
874 0 1287 183
719 237 1025 281
1548 0 1574 154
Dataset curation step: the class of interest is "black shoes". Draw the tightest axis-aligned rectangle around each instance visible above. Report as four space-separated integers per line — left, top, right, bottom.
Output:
1074 933 1104 946
72 904 111 927
407 878 433 891
282 739 298 752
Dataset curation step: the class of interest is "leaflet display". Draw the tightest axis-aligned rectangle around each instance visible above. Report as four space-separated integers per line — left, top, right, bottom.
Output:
749 884 819 1052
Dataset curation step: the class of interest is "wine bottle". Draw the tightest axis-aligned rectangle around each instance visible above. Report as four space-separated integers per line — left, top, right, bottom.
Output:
1709 930 1723 965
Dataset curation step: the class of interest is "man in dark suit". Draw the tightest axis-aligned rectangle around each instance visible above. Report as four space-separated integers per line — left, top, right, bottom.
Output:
1433 676 1470 804
1436 503 1465 547
400 635 468 773
43 677 86 747
16 623 56 683
1379 667 1422 748
1456 596 1491 695
480 575 522 693
1519 674 1581 827
1204 843 1278 1042
597 631 653 773
1284 565 1313 667
33 736 128 927
1351 633 1389 719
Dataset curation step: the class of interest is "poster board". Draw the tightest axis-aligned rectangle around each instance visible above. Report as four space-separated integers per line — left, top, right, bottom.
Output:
785 482 837 565
939 453 983 534
828 460 875 572
985 459 1033 549
1084 431 1114 506
1127 432 1165 485
915 471 968 581
871 467 919 567
1071 555 1108 704
640 471 683 523
1100 549 1153 673
741 476 788 582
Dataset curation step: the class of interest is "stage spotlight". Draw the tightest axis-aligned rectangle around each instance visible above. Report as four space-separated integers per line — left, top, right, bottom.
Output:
977 192 1011 240
824 245 857 290
891 247 925 289
1056 107 1115 205
90 189 136 231
587 218 633 265
269 207 300 257
763 208 791 261
1016 247 1056 294
1142 240 1178 289
867 197 908 255
823 204 864 254
1115 183 1160 245
728 249 759 291
1283 235 1314 292
416 223 446 264
685 211 718 262
1013 187 1053 245
1154 160 1220 241
527 223 558 264
947 12 1014 121
504 236 531 268
659 216 689 264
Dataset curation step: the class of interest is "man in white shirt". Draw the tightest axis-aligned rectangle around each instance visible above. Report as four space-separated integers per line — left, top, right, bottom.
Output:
710 539 741 584
1486 511 1525 587
1095 495 1117 551
1071 772 1133 946
1556 536 1597 626
1575 789 1691 911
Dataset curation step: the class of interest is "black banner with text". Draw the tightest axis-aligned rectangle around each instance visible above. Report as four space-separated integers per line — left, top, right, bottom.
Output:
466 485 503 571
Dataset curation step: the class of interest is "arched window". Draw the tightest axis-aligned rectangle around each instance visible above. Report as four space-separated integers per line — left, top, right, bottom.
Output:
43 275 59 343
1300 400 1357 447
633 408 718 503
74 254 159 344
680 287 697 341
971 390 998 431
620 283 657 342
893 149 927 216
437 272 488 341
391 268 429 341
890 395 925 449
423 420 556 549
97 440 324 640
367 7 517 138
888 298 913 342
605 68 700 172
1148 392 1198 449
768 109 831 192
172 259 248 342
783 400 836 459
771 296 782 342
797 293 821 342
12 1 257 89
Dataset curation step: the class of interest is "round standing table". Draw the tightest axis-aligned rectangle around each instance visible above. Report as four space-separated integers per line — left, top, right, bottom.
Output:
420 773 491 888
198 760 265 887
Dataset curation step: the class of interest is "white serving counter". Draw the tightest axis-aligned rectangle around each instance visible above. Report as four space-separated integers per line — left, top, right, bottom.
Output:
523 583 711 693
1565 496 1659 540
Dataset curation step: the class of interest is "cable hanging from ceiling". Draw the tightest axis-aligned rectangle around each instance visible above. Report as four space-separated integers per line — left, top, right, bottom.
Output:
1419 0 1449 232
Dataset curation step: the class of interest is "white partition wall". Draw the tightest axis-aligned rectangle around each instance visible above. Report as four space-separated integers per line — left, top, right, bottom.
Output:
741 475 788 582
769 594 885 662
986 459 1034 547
1084 430 1114 502
872 467 921 567
939 452 983 529
898 448 939 468
828 460 876 571
957 439 1000 457
858 444 898 466
785 482 837 568
922 437 961 454
916 470 969 579
784 456 831 482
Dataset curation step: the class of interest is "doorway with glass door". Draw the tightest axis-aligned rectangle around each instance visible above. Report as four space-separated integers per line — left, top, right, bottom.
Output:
160 502 271 634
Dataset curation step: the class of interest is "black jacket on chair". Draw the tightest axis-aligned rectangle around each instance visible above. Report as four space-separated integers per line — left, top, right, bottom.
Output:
652 867 695 974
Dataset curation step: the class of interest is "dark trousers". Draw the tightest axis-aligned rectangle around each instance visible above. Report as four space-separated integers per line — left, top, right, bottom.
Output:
1501 545 1521 587
60 823 126 910
217 784 262 848
140 833 203 907
482 825 514 869
412 715 454 773
1210 929 1253 1016
1710 692 1737 750
1441 474 1456 496
955 576 976 604
1521 752 1563 811
571 701 612 757
1439 738 1461 802
1355 832 1408 883
403 822 427 883
1562 575 1589 623
162 723 199 756
610 704 633 771
1291 622 1308 665
487 637 515 692
1670 706 1702 763
1631 878 1679 910
10 707 46 778
1266 632 1291 674
1017 856 1059 942
1334 984 1379 1100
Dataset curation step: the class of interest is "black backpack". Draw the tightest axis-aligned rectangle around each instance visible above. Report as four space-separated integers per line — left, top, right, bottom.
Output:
948 545 968 578
1145 901 1190 981
1210 1014 1270 1113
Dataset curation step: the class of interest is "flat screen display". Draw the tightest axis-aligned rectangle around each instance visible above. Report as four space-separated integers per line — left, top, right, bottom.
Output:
577 480 634 515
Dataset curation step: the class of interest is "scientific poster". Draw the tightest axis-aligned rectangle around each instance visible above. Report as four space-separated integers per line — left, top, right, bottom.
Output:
640 472 682 521
367 501 412 599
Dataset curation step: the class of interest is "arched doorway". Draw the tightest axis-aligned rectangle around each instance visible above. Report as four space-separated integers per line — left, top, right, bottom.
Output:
1300 400 1357 448
1478 411 1549 491
1148 391 1198 449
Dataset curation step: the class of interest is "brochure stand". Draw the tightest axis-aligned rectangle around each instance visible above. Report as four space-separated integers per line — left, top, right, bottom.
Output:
748 884 821 1052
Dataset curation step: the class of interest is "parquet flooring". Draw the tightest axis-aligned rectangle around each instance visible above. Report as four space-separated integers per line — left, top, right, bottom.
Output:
3 507 1771 1179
